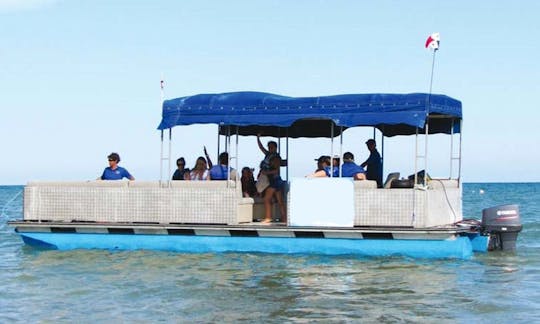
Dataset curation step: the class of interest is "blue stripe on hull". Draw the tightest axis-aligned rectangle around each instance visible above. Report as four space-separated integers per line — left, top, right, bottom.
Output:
19 233 473 259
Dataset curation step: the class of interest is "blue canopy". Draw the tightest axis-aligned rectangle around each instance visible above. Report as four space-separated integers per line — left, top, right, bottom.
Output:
158 91 462 137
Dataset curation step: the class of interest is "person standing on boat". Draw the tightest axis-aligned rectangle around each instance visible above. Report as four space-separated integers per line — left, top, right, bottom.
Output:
100 152 135 180
208 152 237 181
342 152 366 180
361 139 383 187
186 156 210 180
172 157 190 180
257 134 286 223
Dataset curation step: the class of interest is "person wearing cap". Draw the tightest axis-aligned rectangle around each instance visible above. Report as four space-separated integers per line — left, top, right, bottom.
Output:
341 152 366 180
172 157 190 180
361 139 383 188
307 155 331 177
100 152 135 180
208 152 238 181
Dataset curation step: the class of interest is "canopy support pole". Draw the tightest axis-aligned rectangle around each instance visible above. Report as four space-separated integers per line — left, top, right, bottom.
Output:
234 126 239 186
412 127 419 226
330 122 334 177
414 128 419 186
217 126 221 164
381 129 385 180
286 130 289 181
168 128 172 185
424 121 429 187
159 129 172 186
458 119 463 187
339 126 343 177
450 119 454 179
226 126 231 187
159 130 164 183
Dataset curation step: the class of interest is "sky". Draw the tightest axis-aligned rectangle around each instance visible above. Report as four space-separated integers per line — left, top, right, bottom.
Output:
1 0 539 184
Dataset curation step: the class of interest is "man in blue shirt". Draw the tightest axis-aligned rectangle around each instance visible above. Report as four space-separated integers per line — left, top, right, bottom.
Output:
100 152 135 180
341 152 366 180
208 152 237 180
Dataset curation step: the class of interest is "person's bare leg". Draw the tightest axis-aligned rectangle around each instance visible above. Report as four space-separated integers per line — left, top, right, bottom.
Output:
354 173 366 180
262 187 275 223
274 190 287 223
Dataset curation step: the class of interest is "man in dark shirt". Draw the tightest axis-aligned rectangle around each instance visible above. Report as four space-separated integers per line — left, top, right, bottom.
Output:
361 139 383 188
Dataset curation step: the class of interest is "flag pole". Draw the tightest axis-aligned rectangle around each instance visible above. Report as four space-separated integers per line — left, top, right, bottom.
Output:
159 73 165 184
424 33 440 187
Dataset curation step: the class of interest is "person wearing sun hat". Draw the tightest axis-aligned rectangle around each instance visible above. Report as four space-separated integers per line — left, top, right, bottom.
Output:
99 152 135 180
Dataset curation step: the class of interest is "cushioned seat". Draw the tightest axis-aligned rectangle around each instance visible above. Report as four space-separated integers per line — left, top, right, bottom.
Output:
383 172 400 189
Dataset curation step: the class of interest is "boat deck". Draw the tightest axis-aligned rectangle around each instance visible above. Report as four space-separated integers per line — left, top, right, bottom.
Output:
10 220 471 241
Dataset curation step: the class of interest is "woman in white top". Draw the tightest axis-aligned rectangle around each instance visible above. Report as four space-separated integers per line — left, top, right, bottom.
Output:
186 156 211 181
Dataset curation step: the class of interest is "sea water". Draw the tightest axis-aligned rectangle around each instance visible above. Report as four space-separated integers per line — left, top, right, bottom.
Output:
1 183 539 322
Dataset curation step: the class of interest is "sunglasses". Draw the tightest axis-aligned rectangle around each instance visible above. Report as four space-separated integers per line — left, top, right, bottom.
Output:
108 159 116 162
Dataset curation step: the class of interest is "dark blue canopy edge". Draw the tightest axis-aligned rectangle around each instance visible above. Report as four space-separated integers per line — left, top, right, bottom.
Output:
158 91 462 138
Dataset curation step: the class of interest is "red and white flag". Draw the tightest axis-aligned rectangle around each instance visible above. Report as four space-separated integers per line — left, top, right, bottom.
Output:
425 32 440 50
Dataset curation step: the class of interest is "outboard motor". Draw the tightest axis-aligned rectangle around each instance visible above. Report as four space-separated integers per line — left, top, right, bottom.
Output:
482 204 522 251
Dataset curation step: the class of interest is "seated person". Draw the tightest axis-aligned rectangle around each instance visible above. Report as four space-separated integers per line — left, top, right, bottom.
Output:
341 152 366 180
241 167 258 197
186 156 210 181
208 152 237 180
172 157 190 180
307 155 331 178
331 156 340 177
100 152 135 180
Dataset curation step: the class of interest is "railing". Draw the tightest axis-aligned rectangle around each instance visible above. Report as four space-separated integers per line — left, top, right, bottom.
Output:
24 181 252 225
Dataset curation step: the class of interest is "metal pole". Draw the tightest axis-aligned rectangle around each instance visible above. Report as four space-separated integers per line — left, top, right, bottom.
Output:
429 51 436 95
235 126 239 182
450 119 454 179
339 126 343 177
458 119 463 187
160 130 164 182
225 126 230 153
412 127 419 226
414 128 419 186
168 128 172 185
330 122 334 177
217 126 221 161
381 131 384 179
159 74 165 184
286 131 289 181
424 120 429 187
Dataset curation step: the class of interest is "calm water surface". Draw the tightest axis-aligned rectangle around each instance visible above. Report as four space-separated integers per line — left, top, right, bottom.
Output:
1 183 539 322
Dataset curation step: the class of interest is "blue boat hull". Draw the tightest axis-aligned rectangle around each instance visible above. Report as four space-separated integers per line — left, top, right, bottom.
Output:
20 232 476 259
